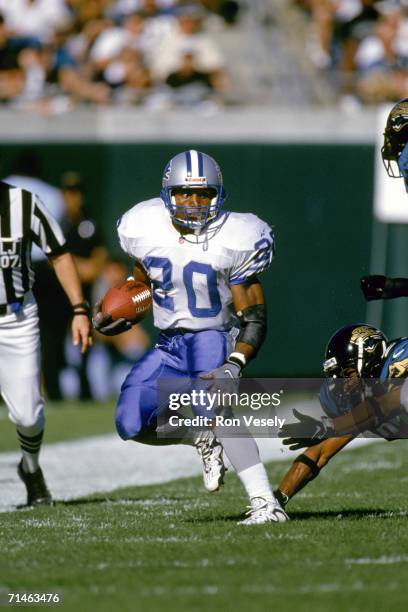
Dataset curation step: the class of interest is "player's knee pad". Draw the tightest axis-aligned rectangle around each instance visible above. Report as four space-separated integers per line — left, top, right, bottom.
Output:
294 454 321 479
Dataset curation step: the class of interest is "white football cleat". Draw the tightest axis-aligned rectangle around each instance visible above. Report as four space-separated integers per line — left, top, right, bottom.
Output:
193 430 226 492
238 497 289 525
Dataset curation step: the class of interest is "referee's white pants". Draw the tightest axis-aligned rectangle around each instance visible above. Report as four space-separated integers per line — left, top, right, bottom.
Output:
0 293 44 431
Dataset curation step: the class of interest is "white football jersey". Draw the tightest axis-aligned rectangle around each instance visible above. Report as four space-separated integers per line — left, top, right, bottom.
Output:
118 198 275 331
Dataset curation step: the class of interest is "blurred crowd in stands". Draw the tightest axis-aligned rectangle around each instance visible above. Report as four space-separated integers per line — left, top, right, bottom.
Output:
4 150 151 401
1 0 406 110
296 0 408 105
0 0 239 113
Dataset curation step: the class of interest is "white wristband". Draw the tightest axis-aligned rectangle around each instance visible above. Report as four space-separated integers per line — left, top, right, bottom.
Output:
228 352 247 368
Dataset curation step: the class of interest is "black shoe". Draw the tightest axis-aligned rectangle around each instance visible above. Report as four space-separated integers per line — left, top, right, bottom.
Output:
17 460 53 507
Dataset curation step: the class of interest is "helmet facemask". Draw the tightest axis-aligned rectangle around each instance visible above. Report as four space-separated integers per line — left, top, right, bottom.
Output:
324 327 387 379
168 186 220 230
323 325 388 410
381 98 408 178
381 131 404 178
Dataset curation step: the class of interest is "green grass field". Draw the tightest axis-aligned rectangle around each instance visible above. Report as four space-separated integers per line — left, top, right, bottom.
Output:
0 401 115 452
0 402 407 611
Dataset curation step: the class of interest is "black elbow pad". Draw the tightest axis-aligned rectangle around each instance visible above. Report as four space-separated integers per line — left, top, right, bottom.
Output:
236 304 267 355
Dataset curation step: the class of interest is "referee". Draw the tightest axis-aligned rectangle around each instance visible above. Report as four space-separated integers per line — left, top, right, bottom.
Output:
0 179 91 506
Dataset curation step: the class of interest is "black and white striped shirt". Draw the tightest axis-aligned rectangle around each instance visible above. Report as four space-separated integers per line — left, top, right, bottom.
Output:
0 181 66 304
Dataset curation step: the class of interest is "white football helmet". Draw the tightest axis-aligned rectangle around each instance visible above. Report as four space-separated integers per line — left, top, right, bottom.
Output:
161 149 227 230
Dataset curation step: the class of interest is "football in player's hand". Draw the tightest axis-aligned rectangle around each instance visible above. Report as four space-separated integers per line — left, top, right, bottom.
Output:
101 280 152 323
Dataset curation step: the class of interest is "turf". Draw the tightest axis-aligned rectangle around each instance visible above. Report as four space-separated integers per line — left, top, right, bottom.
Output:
0 428 407 611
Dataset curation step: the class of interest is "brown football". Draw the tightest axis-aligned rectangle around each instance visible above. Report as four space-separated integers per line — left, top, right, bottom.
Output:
101 280 152 323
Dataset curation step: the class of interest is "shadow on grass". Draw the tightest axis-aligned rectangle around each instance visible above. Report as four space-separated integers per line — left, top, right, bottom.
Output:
61 497 117 506
288 508 391 520
183 507 393 523
58 498 395 523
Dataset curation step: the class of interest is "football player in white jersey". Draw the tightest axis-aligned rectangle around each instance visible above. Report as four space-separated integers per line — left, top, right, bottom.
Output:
94 150 288 524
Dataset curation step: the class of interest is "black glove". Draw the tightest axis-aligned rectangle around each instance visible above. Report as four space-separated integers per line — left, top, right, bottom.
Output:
360 275 389 300
360 275 408 301
280 437 323 452
92 301 132 336
278 409 335 451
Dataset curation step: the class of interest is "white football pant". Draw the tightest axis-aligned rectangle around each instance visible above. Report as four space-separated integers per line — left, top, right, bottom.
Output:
0 292 44 431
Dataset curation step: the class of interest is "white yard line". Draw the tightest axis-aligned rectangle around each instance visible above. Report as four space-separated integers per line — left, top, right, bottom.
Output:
0 434 376 513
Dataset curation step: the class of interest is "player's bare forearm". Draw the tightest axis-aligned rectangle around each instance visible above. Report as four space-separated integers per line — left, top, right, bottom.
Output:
332 387 403 435
201 279 266 378
231 279 266 362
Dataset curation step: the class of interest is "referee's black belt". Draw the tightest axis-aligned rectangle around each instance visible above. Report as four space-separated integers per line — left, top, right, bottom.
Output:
0 298 24 316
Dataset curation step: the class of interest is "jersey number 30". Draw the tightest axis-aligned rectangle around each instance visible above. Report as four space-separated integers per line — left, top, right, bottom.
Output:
143 257 221 318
